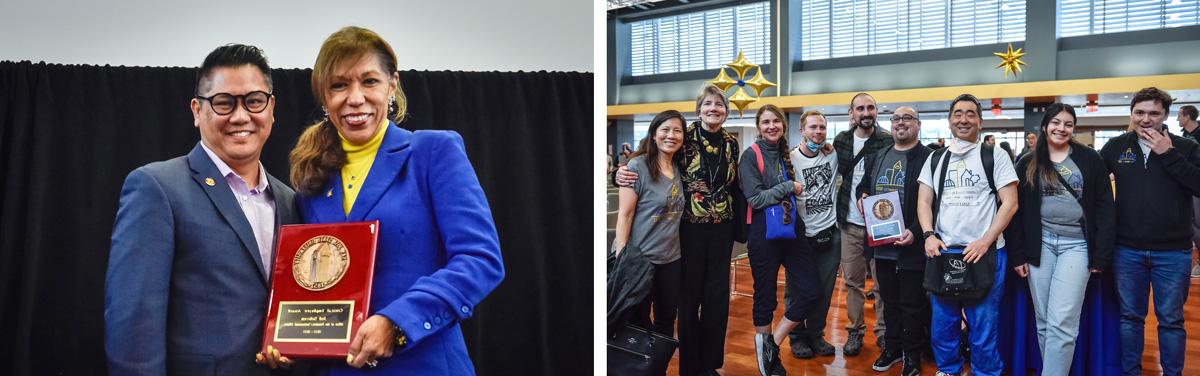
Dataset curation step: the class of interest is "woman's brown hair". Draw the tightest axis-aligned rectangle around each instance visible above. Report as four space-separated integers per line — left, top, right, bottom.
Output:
290 26 408 196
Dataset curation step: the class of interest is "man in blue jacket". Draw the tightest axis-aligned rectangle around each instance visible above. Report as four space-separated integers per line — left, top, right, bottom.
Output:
105 44 299 376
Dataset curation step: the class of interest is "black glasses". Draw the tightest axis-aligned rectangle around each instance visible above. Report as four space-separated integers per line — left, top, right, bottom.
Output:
195 91 273 115
891 115 918 123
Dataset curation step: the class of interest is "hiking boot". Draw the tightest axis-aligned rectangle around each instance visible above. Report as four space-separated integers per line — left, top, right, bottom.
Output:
843 330 865 356
872 349 902 372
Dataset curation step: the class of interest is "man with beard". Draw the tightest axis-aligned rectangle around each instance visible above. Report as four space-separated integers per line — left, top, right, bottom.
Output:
832 92 893 355
856 106 932 375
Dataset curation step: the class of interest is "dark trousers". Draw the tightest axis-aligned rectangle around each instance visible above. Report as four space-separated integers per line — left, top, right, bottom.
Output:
747 218 819 327
677 221 734 375
786 226 842 345
875 258 930 356
630 259 682 337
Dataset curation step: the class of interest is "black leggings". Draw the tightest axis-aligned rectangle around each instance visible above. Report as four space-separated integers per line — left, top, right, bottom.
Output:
630 259 681 337
746 214 819 327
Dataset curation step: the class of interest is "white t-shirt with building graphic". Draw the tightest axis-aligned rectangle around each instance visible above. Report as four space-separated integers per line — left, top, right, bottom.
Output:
917 145 1018 249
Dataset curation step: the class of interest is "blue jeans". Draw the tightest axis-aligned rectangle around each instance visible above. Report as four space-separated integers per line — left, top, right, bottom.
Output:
1027 230 1090 376
1112 246 1191 376
930 247 1007 376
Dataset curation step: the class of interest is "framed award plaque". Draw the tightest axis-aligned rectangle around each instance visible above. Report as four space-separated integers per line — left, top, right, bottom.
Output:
261 220 379 358
863 191 904 247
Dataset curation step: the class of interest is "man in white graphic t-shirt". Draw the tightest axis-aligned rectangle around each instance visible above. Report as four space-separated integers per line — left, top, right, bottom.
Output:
916 94 1018 376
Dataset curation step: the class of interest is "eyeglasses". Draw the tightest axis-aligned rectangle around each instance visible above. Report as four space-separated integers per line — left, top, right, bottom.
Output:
891 115 918 123
781 200 794 225
195 91 273 115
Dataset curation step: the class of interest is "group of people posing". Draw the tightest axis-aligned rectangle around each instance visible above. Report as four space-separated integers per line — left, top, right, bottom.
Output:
610 85 1200 376
105 27 505 375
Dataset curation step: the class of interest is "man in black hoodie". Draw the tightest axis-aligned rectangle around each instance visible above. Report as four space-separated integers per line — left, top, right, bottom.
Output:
1099 87 1200 376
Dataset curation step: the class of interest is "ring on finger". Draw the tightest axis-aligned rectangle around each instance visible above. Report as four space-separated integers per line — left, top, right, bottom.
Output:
366 360 378 368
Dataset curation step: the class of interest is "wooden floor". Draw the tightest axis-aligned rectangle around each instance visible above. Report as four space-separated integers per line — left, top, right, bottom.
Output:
662 261 1200 376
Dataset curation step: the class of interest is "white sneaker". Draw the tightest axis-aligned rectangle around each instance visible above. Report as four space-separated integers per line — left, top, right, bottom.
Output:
1191 263 1200 278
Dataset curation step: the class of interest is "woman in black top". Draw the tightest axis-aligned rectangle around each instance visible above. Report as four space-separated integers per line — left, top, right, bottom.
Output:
1007 103 1115 375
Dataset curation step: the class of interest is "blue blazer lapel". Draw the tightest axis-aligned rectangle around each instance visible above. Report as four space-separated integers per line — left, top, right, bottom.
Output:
186 143 269 284
311 174 348 222
348 124 413 222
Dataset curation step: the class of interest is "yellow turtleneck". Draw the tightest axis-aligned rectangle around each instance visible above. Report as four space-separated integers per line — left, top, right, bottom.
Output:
339 120 389 215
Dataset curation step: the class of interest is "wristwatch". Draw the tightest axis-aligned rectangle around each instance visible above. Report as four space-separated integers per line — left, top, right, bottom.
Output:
922 231 939 240
392 323 408 349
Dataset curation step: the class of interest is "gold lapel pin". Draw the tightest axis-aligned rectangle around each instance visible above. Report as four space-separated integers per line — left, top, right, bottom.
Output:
326 190 333 198
204 177 216 187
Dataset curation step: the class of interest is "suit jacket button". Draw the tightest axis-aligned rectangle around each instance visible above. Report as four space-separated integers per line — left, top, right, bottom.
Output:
423 322 432 330
461 306 469 314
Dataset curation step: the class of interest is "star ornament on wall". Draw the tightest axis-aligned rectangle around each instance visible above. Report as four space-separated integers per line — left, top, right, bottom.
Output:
707 50 776 117
993 43 1027 78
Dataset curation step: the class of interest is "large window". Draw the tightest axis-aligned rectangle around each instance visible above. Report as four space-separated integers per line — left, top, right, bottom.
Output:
800 0 1026 61
629 2 771 76
1059 0 1200 37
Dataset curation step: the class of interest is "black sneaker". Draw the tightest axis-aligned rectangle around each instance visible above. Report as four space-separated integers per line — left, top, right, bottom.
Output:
810 336 835 356
769 339 787 376
843 330 865 356
790 336 813 359
755 333 775 376
872 349 902 372
901 351 921 376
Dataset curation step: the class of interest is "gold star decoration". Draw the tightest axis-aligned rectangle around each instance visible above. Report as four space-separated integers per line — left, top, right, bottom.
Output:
706 50 776 117
993 43 1026 78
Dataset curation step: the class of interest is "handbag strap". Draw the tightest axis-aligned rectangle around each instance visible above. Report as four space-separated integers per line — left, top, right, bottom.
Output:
931 147 952 230
748 143 765 224
1052 163 1089 234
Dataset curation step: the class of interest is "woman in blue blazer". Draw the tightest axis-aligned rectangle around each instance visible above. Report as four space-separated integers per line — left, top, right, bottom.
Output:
284 26 505 375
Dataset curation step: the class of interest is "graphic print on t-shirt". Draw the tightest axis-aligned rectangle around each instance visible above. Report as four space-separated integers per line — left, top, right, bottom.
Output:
653 183 686 223
1040 164 1083 197
942 160 983 207
874 160 906 196
802 163 835 215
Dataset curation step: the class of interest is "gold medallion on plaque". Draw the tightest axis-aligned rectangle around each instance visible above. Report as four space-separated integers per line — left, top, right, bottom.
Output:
872 199 894 220
292 235 350 291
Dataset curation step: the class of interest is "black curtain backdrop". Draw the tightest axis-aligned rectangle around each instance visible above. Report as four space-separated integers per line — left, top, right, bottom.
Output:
0 61 592 375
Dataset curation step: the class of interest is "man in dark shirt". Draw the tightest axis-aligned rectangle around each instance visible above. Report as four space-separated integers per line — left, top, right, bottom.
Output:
832 92 893 356
1100 88 1200 376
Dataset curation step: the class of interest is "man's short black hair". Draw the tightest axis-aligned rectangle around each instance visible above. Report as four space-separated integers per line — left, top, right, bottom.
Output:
1180 105 1198 121
196 44 272 96
949 93 982 117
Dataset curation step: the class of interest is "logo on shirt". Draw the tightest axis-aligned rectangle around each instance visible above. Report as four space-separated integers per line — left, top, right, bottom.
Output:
653 183 685 223
942 160 982 191
1042 165 1084 197
292 235 351 291
874 160 905 195
1117 148 1136 164
801 163 835 215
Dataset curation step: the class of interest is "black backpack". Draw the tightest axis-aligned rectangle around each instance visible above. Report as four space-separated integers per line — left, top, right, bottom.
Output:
922 144 999 303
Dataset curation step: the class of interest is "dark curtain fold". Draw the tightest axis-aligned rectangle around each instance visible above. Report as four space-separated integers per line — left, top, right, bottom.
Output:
0 61 593 375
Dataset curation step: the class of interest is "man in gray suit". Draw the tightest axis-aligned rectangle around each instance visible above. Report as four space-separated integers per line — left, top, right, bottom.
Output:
105 44 299 376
